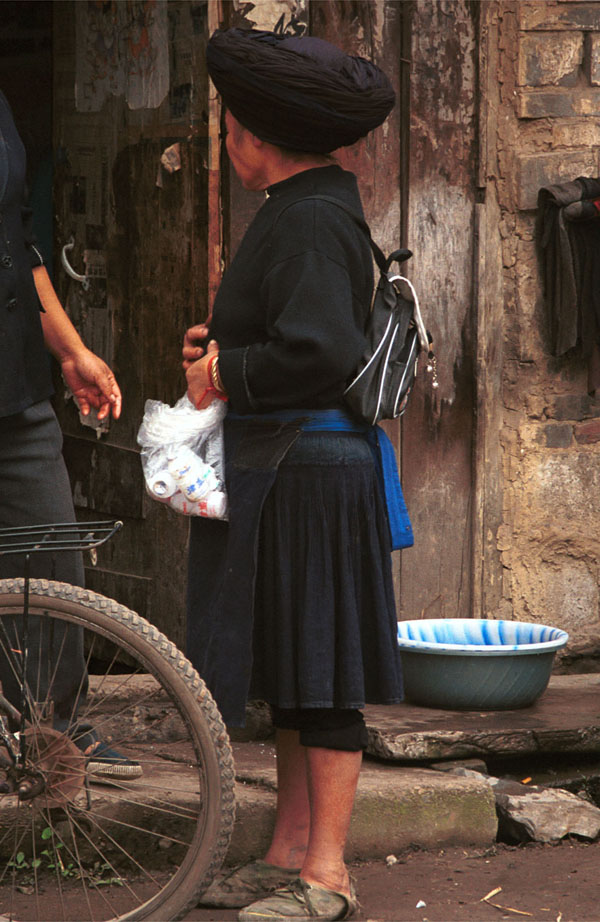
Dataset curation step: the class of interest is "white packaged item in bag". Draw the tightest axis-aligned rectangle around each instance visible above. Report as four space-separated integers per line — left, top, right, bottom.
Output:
137 394 228 520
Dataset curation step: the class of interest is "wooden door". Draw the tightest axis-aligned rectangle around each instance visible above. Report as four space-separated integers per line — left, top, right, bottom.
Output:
313 0 479 622
52 1 210 647
310 1 479 622
3 0 480 646
400 0 479 621
213 0 479 623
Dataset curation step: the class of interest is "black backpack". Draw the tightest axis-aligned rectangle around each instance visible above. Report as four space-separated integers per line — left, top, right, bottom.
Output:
300 195 437 426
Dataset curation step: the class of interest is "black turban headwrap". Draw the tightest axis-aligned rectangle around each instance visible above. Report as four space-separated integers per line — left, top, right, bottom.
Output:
206 28 396 153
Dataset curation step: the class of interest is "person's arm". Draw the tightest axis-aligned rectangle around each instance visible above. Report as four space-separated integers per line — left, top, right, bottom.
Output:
214 200 370 413
181 315 228 409
35 265 122 420
218 250 365 412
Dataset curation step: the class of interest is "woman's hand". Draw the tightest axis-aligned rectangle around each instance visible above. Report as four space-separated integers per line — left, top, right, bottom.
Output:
186 339 222 409
60 348 122 420
34 264 121 421
182 317 212 370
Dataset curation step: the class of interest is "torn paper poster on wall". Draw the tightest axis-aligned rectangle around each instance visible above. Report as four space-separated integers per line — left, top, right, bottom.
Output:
75 0 169 112
160 142 181 173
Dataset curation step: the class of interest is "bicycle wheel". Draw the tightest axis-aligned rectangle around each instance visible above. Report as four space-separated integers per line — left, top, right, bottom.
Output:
0 578 236 922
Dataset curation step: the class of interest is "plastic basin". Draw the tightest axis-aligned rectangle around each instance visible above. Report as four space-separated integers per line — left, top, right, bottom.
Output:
397 618 569 710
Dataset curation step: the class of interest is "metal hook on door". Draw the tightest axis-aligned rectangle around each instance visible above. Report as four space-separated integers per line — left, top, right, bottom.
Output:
61 237 90 290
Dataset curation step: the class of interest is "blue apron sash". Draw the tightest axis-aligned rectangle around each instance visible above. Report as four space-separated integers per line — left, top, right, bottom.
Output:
227 409 414 550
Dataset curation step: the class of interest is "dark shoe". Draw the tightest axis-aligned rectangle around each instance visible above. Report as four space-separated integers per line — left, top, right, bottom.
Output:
238 877 358 921
85 741 143 780
199 859 301 909
70 728 142 781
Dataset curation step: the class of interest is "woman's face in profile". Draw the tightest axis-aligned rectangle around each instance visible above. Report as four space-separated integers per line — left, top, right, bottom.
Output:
224 111 268 191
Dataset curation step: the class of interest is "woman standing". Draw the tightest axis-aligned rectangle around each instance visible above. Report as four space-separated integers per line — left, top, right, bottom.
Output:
184 28 406 921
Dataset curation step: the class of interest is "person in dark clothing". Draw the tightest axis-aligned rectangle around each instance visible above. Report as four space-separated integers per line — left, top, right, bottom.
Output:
183 29 403 921
0 89 140 778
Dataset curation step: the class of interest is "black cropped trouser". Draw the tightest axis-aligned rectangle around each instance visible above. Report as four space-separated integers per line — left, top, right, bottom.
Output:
271 706 368 752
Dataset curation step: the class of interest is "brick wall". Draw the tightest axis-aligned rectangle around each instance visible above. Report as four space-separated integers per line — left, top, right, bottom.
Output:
495 1 600 666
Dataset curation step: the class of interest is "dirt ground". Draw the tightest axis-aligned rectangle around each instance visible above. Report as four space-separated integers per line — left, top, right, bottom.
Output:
187 838 600 922
2 836 595 920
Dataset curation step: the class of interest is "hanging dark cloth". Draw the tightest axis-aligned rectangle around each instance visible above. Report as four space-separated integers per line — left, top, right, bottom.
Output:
536 176 600 396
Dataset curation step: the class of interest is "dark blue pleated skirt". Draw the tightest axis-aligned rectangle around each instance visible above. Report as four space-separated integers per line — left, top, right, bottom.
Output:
250 431 403 709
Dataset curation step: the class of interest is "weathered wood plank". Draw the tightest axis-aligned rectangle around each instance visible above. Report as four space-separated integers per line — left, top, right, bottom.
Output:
310 0 401 249
400 0 478 621
472 4 505 620
62 435 145 518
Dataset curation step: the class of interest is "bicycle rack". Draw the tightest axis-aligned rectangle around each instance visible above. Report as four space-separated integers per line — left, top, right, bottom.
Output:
0 521 123 761
0 520 123 557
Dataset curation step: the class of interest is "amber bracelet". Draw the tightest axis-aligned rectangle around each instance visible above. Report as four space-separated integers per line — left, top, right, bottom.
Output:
208 353 227 399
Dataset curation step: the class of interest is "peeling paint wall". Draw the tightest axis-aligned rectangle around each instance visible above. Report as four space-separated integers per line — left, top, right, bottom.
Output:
52 1 209 647
487 1 600 667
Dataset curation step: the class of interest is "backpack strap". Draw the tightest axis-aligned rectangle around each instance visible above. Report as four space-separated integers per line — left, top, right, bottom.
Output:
286 194 412 275
299 196 431 355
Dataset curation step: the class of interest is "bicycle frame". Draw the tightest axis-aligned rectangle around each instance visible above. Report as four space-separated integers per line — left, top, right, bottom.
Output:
0 521 123 789
0 518 235 920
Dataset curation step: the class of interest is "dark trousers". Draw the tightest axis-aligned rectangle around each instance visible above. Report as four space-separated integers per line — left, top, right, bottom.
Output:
271 706 368 751
0 400 87 725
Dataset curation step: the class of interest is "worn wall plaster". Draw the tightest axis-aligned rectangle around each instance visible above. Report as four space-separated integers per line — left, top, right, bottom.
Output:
491 3 600 662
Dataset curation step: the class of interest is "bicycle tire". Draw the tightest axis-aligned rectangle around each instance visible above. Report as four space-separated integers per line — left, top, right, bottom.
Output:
0 578 236 922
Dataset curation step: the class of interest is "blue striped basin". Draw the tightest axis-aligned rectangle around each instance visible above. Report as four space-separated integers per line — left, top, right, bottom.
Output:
397 619 568 710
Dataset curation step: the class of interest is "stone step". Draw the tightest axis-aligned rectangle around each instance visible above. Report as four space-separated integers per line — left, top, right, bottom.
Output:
225 675 600 862
226 740 498 865
68 673 599 867
364 674 600 762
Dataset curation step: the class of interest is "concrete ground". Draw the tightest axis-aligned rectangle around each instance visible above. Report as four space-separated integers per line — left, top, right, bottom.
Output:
224 674 600 865
1 674 597 921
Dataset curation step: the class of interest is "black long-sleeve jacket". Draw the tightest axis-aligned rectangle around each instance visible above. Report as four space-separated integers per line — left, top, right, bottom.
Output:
0 90 51 418
213 165 373 413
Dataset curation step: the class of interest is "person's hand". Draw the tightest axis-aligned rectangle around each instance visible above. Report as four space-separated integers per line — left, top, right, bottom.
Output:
182 316 212 370
60 349 122 420
186 340 221 409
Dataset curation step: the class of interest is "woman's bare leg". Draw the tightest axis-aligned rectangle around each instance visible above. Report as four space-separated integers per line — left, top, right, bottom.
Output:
265 730 361 898
264 729 310 869
301 746 361 897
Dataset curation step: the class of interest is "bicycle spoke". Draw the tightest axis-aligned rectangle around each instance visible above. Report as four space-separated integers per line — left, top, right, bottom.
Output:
60 808 98 922
66 804 163 892
45 804 141 916
0 578 235 921
79 781 204 828
44 800 68 921
30 812 43 922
